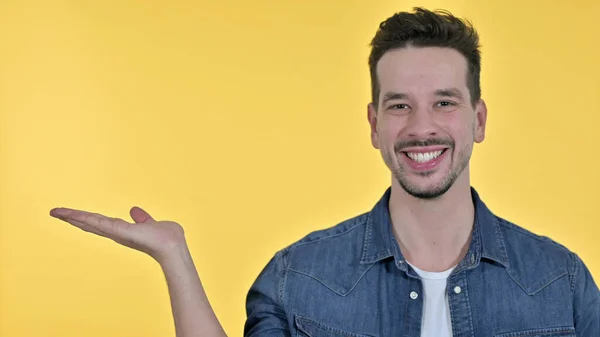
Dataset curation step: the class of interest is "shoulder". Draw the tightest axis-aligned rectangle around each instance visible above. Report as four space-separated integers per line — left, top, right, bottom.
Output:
277 211 370 261
497 216 575 263
270 211 374 296
495 215 578 293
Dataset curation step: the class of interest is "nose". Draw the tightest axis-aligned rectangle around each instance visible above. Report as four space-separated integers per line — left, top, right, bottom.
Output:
404 107 437 138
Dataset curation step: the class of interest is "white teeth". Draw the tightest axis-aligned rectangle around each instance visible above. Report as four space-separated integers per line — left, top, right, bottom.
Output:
406 150 443 163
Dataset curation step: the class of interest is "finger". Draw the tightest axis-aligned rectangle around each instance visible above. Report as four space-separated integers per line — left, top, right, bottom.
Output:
50 207 73 219
62 216 112 238
50 208 133 239
129 206 155 224
50 207 100 219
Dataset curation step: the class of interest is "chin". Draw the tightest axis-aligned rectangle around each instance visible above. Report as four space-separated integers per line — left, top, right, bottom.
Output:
405 185 452 200
395 173 455 200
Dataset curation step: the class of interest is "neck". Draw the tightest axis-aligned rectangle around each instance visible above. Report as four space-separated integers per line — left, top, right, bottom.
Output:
389 172 475 272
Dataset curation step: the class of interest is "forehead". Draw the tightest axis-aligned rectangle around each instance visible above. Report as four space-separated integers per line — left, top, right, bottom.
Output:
376 46 469 97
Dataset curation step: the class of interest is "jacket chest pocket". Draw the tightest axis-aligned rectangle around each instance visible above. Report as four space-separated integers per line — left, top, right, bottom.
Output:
493 326 576 337
294 315 375 337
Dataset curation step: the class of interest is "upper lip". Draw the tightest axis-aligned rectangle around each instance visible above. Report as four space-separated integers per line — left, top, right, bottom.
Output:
401 146 449 153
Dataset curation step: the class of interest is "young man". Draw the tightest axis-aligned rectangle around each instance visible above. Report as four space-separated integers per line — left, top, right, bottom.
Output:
50 7 599 337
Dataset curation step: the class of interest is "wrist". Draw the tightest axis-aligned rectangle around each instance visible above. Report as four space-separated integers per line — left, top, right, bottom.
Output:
154 240 192 267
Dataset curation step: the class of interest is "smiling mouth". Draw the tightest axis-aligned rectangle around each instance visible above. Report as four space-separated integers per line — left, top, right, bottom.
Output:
402 149 447 163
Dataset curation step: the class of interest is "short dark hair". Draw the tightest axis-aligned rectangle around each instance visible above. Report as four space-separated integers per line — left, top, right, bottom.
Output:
369 7 481 108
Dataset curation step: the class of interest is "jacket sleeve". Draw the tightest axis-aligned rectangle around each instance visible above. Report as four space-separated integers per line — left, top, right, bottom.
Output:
244 251 291 337
572 253 600 336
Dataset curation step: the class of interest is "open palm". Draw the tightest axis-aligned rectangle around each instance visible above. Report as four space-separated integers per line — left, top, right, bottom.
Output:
50 206 186 262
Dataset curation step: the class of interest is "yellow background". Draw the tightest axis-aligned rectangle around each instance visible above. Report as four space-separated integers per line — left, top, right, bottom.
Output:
1 0 598 336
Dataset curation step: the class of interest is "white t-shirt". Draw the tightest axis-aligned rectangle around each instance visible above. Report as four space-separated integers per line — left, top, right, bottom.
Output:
407 262 456 337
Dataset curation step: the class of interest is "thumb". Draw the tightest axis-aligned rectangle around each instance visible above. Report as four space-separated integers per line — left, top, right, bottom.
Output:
130 206 156 223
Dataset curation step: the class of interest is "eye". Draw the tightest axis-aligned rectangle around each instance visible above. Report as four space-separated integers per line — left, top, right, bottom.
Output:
389 103 410 110
436 101 456 107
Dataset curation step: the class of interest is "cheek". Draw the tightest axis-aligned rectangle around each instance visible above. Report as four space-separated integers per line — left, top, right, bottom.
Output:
456 123 477 153
447 114 477 141
377 119 401 147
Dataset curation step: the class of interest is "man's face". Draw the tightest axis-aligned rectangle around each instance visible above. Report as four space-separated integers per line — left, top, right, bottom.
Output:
368 46 487 199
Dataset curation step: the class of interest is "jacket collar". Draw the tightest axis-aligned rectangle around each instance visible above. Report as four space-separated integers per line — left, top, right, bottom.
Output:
360 186 509 270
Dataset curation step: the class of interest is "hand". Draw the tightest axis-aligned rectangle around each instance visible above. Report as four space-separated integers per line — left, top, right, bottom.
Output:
50 206 186 263
51 206 228 336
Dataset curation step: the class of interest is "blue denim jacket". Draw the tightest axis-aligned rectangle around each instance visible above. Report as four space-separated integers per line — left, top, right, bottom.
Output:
244 187 600 336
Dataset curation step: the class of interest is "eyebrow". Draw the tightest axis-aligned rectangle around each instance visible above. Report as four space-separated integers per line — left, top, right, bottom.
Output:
381 87 465 104
381 92 409 104
434 87 464 100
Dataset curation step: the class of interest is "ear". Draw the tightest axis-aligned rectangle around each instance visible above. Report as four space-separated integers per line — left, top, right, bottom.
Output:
474 99 487 143
367 102 380 149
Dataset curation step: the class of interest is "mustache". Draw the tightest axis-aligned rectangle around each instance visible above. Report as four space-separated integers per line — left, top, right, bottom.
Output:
394 138 454 153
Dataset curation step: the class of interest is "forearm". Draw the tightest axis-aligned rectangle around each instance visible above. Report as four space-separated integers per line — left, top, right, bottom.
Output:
159 243 227 337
